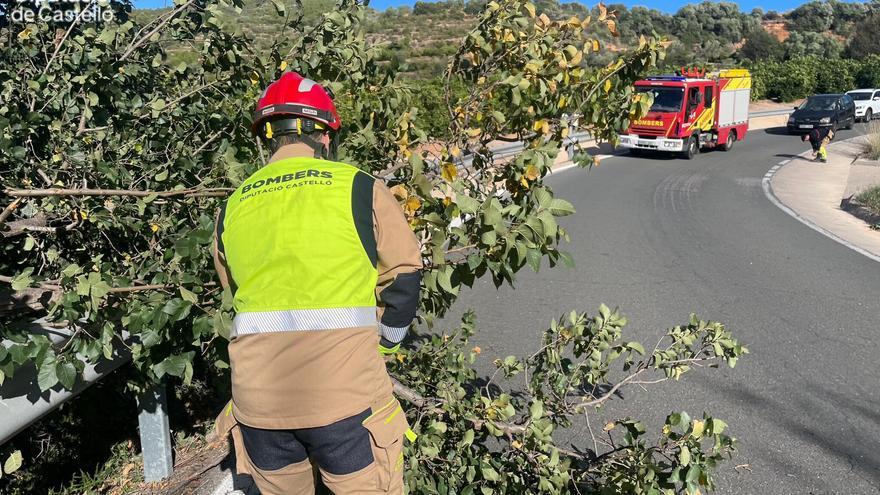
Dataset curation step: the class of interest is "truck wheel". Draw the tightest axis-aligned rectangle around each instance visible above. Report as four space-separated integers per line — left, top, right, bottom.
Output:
721 131 735 152
866 109 873 122
682 136 699 160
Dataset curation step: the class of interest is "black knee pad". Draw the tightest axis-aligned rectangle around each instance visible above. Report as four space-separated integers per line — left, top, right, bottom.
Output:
239 424 308 471
296 408 374 475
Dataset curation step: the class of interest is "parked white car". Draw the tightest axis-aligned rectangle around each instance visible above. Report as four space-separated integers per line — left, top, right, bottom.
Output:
846 89 880 122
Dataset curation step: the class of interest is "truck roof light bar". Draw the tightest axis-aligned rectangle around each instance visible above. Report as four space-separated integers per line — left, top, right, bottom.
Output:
645 75 687 81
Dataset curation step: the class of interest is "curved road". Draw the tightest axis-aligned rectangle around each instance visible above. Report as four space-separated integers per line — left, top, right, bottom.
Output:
448 124 879 493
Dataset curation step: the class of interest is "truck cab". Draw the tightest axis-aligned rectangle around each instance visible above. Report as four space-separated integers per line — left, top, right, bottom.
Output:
619 69 751 159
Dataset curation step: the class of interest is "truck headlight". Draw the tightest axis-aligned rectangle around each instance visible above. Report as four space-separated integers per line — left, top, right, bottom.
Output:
819 117 831 124
663 141 678 148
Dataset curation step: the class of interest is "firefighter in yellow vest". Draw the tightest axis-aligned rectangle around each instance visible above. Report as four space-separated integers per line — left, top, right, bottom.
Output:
213 72 422 494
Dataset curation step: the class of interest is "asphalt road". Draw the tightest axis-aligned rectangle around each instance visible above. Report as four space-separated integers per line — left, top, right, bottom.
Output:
442 124 880 494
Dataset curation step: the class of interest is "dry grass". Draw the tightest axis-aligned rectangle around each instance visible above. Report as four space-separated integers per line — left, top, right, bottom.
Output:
863 121 880 161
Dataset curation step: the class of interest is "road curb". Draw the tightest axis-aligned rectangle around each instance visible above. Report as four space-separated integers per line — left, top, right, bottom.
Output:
761 141 880 264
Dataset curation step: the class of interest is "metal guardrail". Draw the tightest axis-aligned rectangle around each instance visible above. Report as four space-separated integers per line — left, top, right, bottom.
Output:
751 108 796 118
0 322 173 481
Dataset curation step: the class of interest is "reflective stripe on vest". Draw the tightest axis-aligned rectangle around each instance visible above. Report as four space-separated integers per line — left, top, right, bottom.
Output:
221 157 378 331
232 306 377 337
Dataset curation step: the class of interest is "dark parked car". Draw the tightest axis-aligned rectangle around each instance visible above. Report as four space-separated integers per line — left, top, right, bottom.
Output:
787 94 856 134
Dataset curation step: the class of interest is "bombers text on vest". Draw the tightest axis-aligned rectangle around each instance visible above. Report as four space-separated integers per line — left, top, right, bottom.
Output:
218 157 378 337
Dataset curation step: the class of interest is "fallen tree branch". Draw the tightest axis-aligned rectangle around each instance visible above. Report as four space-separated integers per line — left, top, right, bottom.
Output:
0 198 22 225
4 187 233 198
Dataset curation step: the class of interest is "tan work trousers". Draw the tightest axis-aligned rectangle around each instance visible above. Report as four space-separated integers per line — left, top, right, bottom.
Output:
215 396 409 494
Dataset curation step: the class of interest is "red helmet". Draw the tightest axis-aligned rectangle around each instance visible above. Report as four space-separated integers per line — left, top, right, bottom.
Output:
251 72 340 137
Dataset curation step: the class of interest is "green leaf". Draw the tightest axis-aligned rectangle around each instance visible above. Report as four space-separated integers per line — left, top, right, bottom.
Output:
525 248 541 272
529 399 543 419
547 198 576 216
627 342 645 355
56 361 77 390
179 287 197 303
456 194 480 214
460 428 475 447
679 445 691 467
37 360 59 391
10 268 34 291
4 450 23 475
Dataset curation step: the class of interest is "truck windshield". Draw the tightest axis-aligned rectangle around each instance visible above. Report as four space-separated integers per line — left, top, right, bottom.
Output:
848 92 872 101
636 87 684 113
799 97 837 111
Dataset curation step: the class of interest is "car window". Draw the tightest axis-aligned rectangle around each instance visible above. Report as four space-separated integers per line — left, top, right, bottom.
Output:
849 92 872 101
705 86 714 108
800 97 837 111
874 91 880 100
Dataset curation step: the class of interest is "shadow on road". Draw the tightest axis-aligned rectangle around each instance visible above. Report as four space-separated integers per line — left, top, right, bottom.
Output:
763 126 797 136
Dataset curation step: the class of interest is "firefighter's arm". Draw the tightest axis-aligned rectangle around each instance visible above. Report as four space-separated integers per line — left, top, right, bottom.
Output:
373 180 423 354
213 208 232 291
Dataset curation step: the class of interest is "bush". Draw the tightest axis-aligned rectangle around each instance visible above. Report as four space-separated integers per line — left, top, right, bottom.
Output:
738 28 784 62
750 56 873 102
845 12 880 58
861 121 880 161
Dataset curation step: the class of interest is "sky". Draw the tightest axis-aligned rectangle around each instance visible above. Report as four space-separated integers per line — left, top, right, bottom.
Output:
131 0 842 13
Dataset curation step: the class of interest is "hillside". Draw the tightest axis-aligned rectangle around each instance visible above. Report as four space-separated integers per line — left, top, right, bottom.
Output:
133 0 878 78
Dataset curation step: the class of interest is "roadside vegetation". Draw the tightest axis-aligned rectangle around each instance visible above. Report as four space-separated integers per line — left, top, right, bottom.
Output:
857 185 880 215
861 121 880 161
0 0 751 493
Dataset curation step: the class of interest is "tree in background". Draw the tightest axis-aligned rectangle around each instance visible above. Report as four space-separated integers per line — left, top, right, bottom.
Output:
788 1 834 32
784 31 844 60
738 28 784 61
845 12 880 59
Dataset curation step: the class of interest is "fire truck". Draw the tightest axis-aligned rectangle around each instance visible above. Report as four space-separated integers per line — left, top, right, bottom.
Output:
618 68 752 159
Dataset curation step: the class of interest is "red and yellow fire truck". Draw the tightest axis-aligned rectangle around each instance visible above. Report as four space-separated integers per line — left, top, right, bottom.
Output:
618 68 752 159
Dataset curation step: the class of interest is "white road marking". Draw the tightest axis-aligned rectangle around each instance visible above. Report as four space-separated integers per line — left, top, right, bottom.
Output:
762 157 880 264
778 159 790 165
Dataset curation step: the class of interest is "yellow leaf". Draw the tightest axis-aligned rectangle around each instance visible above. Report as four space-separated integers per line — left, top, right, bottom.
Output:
524 165 539 181
606 19 619 37
466 128 482 138
520 177 529 188
570 50 582 66
511 440 523 449
150 223 160 233
503 30 515 42
450 145 461 157
604 421 615 431
404 196 422 214
396 353 406 363
441 163 458 182
532 119 548 133
537 13 551 28
524 2 536 18
597 2 607 21
79 210 89 220
591 39 600 52
604 79 612 93
279 60 288 71
390 184 409 201
442 196 452 207
691 420 705 438
17 27 33 41
557 96 566 109
472 346 482 354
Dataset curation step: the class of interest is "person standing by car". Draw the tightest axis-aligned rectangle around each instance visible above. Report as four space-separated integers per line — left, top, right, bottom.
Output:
802 126 835 163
